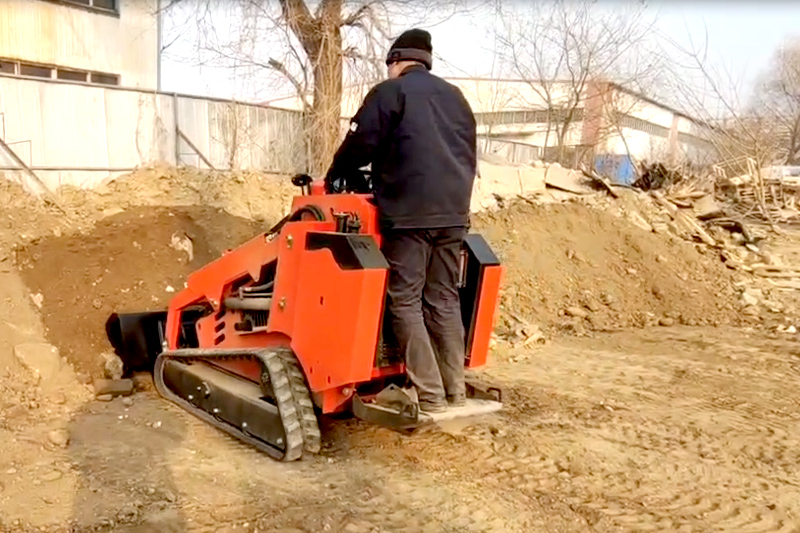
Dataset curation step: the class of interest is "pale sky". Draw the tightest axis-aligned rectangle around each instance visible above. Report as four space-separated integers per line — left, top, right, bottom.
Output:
159 1 800 112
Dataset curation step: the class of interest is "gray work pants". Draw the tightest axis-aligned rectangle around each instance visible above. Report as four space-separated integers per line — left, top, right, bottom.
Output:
381 227 467 404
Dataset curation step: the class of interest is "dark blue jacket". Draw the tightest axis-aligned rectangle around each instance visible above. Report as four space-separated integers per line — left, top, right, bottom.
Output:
325 64 477 230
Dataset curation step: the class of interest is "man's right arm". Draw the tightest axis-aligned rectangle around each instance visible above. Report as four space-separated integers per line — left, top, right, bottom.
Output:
324 82 403 191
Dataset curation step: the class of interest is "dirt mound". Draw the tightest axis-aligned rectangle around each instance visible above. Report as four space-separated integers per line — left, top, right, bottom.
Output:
0 175 75 251
56 163 295 225
5 163 746 376
15 205 264 380
0 166 297 258
473 200 742 336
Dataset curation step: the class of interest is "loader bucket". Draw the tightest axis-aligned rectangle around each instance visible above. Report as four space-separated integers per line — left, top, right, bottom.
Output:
105 311 168 375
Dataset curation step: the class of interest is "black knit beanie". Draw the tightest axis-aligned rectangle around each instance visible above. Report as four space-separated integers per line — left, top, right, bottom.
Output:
386 29 433 70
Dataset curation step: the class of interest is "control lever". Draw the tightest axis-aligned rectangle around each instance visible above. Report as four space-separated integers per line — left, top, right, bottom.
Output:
291 174 313 195
330 209 361 234
333 212 349 233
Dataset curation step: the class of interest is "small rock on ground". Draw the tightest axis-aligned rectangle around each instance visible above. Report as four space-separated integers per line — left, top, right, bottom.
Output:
50 391 67 404
101 352 124 380
47 429 69 448
13 343 62 381
94 378 134 397
565 307 590 319
41 470 63 482
132 373 154 392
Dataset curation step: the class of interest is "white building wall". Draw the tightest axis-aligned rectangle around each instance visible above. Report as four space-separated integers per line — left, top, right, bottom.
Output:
513 123 584 147
609 91 675 130
450 79 584 113
602 128 646 159
478 121 585 150
0 0 158 89
675 115 697 135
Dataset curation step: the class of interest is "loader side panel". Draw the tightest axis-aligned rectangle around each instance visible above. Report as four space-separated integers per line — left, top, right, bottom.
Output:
459 234 503 368
268 228 389 402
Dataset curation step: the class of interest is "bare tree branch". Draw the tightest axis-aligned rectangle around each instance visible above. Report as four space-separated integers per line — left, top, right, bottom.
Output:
494 1 665 167
341 2 373 26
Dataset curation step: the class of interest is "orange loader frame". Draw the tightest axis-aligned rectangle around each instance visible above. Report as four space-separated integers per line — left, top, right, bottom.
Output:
160 179 503 415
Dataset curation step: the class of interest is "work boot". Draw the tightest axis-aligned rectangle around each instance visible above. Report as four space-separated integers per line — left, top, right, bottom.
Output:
447 393 466 407
419 399 447 414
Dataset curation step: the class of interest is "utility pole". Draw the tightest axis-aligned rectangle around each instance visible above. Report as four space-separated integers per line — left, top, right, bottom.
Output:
156 0 162 91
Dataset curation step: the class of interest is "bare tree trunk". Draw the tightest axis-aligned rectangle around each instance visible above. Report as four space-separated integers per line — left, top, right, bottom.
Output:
308 20 343 175
279 0 344 174
788 115 800 164
163 0 465 176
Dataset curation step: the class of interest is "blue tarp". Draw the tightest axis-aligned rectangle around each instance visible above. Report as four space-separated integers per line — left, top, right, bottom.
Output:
594 154 636 185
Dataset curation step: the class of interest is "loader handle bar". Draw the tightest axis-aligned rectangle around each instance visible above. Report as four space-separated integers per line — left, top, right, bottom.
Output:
291 170 371 197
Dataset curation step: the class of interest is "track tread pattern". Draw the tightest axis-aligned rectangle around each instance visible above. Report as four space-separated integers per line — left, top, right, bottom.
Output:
276 346 322 455
153 347 310 461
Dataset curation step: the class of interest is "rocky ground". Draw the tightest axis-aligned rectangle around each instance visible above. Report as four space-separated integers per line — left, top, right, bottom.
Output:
1 166 800 531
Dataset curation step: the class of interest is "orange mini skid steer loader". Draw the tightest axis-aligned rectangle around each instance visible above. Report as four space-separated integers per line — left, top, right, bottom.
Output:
105 174 504 461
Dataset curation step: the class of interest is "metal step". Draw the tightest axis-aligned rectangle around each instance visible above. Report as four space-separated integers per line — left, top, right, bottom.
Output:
421 399 503 422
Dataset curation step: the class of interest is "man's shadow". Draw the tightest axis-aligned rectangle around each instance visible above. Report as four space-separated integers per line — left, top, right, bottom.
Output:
67 385 188 533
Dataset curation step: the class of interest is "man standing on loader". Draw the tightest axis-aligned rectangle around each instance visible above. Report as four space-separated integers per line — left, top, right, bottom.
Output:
324 29 477 413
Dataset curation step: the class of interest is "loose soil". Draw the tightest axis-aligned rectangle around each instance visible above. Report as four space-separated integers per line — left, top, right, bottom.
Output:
55 163 295 224
0 175 72 251
0 165 294 259
3 327 800 532
15 206 264 379
473 200 742 334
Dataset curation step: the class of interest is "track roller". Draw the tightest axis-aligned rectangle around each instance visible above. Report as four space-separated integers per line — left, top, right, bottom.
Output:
153 346 320 461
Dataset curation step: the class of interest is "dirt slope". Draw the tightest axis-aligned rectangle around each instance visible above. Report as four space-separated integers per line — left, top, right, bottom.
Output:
15 206 263 379
5 165 744 378
0 165 294 257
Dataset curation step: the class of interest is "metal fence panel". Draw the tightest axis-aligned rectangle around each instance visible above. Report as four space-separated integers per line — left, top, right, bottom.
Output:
0 75 308 190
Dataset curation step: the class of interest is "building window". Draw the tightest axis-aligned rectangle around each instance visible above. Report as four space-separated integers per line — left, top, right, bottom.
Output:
91 0 117 10
19 63 52 79
90 71 120 86
474 107 585 127
0 57 120 86
48 0 119 15
0 61 15 74
615 113 670 139
57 69 88 82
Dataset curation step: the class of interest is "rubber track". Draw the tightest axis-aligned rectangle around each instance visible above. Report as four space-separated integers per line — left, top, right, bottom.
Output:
275 346 322 455
153 347 311 462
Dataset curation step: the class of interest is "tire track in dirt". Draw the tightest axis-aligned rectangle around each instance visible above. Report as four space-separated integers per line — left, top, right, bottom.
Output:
391 416 800 532
474 333 800 532
143 409 538 533
339 329 800 532
346 423 592 532
496 336 800 481
48 329 800 533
